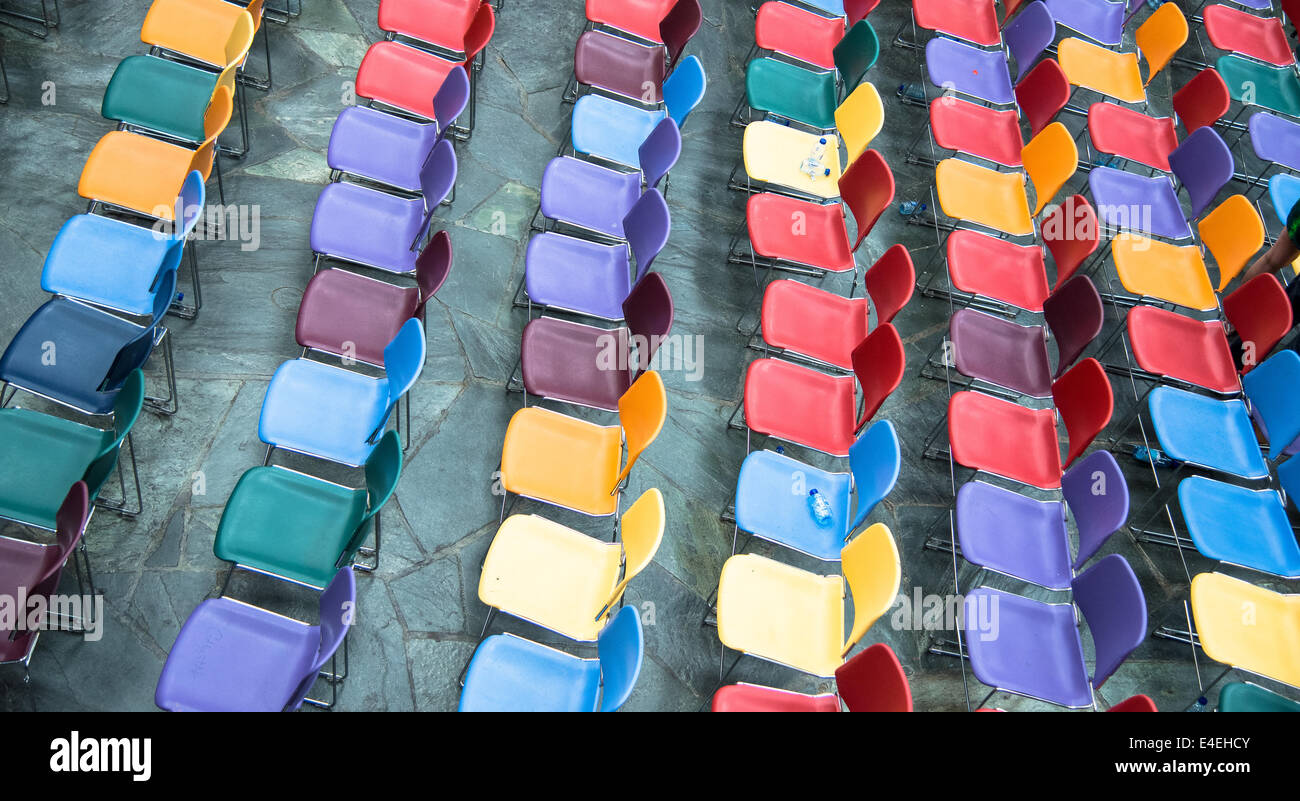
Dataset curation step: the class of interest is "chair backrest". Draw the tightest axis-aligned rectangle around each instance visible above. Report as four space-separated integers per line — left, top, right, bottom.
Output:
175 169 206 242
381 318 427 413
83 370 145 500
847 419 900 534
1135 0 1187 85
1277 450 1300 502
1109 694 1158 712
99 269 176 393
361 429 404 526
596 606 644 712
1022 121 1077 216
1172 67 1230 133
1199 194 1265 291
1072 553 1147 689
1042 194 1099 289
622 272 675 376
840 522 900 656
1002 0 1030 22
190 84 234 180
602 488 665 613
660 0 702 70
419 137 459 213
1168 125 1235 220
432 63 471 137
616 370 667 488
1004 0 1054 81
39 482 91 591
850 322 904 431
624 189 671 282
862 244 914 325
1223 273 1292 374
1053 357 1113 468
1061 449 1129 571
840 149 894 252
638 117 682 191
833 19 880 95
663 54 707 129
836 82 885 166
222 6 257 66
463 1 496 62
846 0 881 25
1014 57 1070 138
834 642 912 712
1242 349 1300 460
414 230 453 315
1043 274 1104 378
284 566 356 710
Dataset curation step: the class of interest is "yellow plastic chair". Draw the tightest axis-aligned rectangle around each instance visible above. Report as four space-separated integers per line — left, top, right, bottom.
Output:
741 120 844 200
499 370 666 518
78 85 232 220
477 488 665 642
1111 233 1217 310
716 522 900 678
1059 3 1186 106
1191 572 1300 690
1199 194 1266 291
141 0 260 71
1022 121 1078 216
935 159 1034 236
836 81 884 168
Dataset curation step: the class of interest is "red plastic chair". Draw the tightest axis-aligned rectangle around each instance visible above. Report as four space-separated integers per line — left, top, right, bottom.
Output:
1042 194 1100 290
1203 4 1294 68
754 0 880 70
1171 68 1230 134
711 684 840 712
1015 58 1071 138
586 0 676 43
914 0 1001 47
862 244 916 326
929 96 1025 167
743 323 905 456
1223 273 1294 374
835 642 913 712
378 0 481 54
1087 102 1179 171
1109 694 1158 712
1127 306 1240 394
946 229 1051 312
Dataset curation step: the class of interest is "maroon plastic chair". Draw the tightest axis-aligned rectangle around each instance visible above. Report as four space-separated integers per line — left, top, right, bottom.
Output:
572 0 702 103
296 230 452 367
1042 194 1100 291
862 244 916 326
1172 68 1231 134
519 272 674 411
836 642 913 712
1043 275 1105 377
1223 273 1293 374
1014 57 1071 138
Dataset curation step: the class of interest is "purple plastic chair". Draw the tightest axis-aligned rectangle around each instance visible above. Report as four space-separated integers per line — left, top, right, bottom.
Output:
963 553 1146 708
311 137 458 274
926 36 1014 105
524 188 671 320
539 117 681 239
571 0 702 103
1046 0 1125 47
1249 112 1300 176
1004 1 1055 81
155 567 356 712
518 272 673 410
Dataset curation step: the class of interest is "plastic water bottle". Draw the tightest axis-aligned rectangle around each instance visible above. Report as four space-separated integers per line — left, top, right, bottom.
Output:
808 489 832 527
800 138 829 178
1189 696 1209 712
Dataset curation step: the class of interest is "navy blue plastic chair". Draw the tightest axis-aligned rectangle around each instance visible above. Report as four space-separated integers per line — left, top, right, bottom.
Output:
570 54 706 167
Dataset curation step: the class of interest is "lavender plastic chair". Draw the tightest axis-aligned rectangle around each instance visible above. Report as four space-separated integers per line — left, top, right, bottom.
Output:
1004 1 1055 81
1249 112 1300 174
963 553 1146 708
155 567 356 712
926 36 1014 105
1046 0 1125 47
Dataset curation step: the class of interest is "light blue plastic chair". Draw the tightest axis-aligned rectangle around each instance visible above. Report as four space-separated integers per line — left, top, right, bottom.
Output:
1145 386 1270 480
1177 471 1300 580
1268 172 1300 227
570 54 706 167
1242 349 1300 461
459 605 643 712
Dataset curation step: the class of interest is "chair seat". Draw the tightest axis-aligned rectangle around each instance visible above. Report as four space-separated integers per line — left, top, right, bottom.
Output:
760 279 868 370
459 632 601 711
0 410 111 531
936 159 1033 236
586 0 674 43
525 233 633 320
572 93 667 167
1127 306 1239 394
78 131 195 220
310 181 427 274
930 97 1024 167
1045 0 1124 46
746 57 838 130
520 317 633 410
378 0 479 53
1180 476 1300 578
1218 682 1300 712
747 193 853 273
258 359 391 466
744 358 858 456
957 481 1072 590
141 0 254 67
926 37 1014 105
946 230 1049 311
716 553 845 678
1147 387 1268 480
41 214 176 317
964 587 1092 707
155 598 320 712
296 269 420 367
540 156 643 239
1087 103 1178 172
735 449 854 561
1205 4 1293 68
356 41 462 120
478 513 623 641
712 683 840 712
1218 54 1300 118
1111 234 1215 310
914 0 1000 46
1058 37 1145 104
101 55 218 144
1250 113 1300 173
950 309 1052 397
575 30 666 103
949 391 1063 489
213 466 369 588
1089 167 1190 240
500 406 623 516
743 121 844 200
754 1 844 70
327 106 440 193
1192 572 1300 689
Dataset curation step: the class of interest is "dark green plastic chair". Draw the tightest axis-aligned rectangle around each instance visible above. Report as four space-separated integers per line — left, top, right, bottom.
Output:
1218 682 1300 712
0 369 145 529
213 429 403 589
1217 54 1300 119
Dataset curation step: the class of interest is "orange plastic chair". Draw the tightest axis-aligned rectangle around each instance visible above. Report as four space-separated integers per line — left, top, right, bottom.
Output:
1110 234 1217 311
1058 3 1188 104
141 0 261 71
1199 194 1265 291
1022 121 1078 216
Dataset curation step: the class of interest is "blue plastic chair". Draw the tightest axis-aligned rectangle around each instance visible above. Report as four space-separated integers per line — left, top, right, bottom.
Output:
1242 350 1300 461
1268 172 1300 227
570 54 706 167
459 605 643 712
1145 386 1270 480
42 170 205 320
733 419 900 562
258 318 426 467
1177 470 1300 580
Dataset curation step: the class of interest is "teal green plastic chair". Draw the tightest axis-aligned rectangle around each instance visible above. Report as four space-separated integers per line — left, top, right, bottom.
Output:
0 370 145 528
1218 682 1300 712
1217 54 1300 119
213 429 403 589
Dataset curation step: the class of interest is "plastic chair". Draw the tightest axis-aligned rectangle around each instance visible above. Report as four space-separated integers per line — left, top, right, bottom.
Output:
214 431 402 587
837 82 885 164
711 642 911 712
1223 273 1291 373
1143 386 1269 481
753 0 877 70
1203 4 1293 67
459 605 643 712
572 0 701 102
1218 682 1300 712
1217 54 1300 119
1086 102 1179 171
1022 120 1079 215
571 54 705 167
499 370 666 518
1191 571 1300 690
1015 57 1071 138
378 0 482 54
355 19 490 122
1058 3 1188 103
1172 67 1230 133
1109 694 1158 712
912 0 1001 47
716 523 900 678
1242 350 1300 460
964 554 1146 708
740 120 845 200
926 36 1014 105
156 567 356 711
733 420 900 561
927 96 1025 167
1127 306 1240 394
1045 0 1125 47
1004 0 1055 80
1177 468 1300 579
1200 194 1265 290
1247 113 1300 189
586 0 676 43
1110 234 1217 310
1044 194 1101 289
742 323 904 457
